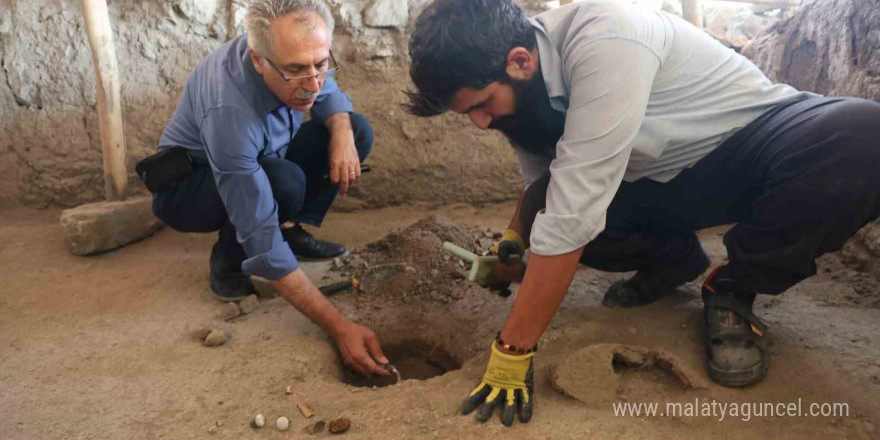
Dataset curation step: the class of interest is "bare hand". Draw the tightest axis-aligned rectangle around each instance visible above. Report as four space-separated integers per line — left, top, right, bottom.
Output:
327 120 359 196
331 320 390 377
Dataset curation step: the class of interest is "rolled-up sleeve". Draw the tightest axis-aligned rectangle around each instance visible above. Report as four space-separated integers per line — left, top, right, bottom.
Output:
200 106 299 280
529 38 660 256
309 77 354 124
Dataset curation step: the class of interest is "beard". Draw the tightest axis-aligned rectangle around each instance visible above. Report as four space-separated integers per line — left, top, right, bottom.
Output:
488 72 566 158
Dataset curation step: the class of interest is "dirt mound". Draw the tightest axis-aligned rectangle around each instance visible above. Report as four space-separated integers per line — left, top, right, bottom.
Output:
552 344 707 408
336 216 500 304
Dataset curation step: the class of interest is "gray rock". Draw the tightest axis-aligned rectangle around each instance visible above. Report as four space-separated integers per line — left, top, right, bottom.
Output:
251 276 279 299
238 294 259 315
364 0 409 29
203 329 228 347
216 302 241 321
59 197 163 255
742 0 880 101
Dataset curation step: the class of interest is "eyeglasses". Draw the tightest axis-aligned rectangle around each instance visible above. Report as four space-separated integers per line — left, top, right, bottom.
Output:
264 51 340 84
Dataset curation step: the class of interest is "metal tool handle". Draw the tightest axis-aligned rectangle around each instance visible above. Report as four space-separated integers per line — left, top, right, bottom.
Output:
442 242 477 263
318 278 356 296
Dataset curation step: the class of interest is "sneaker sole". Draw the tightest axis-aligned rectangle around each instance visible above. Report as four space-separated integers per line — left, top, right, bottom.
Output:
707 356 770 387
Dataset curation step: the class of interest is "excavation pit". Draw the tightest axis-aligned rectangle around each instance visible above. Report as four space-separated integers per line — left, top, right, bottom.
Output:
342 339 461 388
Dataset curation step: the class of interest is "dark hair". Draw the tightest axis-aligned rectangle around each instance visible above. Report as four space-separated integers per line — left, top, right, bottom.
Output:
404 0 537 117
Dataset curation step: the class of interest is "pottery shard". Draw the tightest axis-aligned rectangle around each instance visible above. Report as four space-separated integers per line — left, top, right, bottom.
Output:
328 417 351 434
306 420 326 435
297 402 316 419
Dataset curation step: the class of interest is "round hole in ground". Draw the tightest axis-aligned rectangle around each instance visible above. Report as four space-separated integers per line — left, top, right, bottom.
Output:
341 339 462 388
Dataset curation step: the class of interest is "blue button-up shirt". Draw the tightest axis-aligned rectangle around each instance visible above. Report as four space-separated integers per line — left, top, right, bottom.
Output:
158 34 354 280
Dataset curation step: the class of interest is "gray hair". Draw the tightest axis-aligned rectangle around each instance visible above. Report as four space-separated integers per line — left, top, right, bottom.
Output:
245 0 335 58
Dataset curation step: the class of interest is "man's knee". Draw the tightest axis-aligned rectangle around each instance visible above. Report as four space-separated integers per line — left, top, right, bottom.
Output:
350 112 374 161
261 158 307 211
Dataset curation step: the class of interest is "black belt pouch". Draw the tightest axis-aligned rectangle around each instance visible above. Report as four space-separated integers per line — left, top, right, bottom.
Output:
135 146 194 193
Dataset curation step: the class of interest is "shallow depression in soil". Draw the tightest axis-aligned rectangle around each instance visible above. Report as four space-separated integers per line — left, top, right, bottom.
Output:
342 339 462 388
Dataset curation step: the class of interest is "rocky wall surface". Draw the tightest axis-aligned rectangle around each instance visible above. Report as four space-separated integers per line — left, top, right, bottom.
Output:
741 0 880 100
0 0 520 210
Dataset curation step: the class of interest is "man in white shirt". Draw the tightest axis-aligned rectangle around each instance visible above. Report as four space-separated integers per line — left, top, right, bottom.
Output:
406 0 880 427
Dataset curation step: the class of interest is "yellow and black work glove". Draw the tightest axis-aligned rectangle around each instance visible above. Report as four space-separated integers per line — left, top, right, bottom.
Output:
461 342 535 427
487 229 527 298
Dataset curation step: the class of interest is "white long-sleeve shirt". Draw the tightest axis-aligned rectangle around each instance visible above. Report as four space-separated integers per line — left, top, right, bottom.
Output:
522 1 814 256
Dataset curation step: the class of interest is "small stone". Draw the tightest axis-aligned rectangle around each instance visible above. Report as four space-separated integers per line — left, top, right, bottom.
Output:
306 420 326 435
405 266 417 273
285 385 293 395
239 294 259 315
276 416 290 431
484 231 494 238
252 414 265 428
328 417 351 434
333 257 344 269
203 330 228 347
297 401 316 419
430 269 439 277
349 255 370 270
216 302 241 321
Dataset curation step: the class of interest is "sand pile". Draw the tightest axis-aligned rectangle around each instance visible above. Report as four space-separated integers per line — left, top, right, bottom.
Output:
335 216 500 304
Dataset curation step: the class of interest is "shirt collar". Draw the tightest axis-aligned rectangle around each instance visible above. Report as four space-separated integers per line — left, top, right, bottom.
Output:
528 18 568 111
240 39 286 115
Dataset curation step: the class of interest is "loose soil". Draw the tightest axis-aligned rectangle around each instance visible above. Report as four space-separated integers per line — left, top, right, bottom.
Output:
1 203 879 440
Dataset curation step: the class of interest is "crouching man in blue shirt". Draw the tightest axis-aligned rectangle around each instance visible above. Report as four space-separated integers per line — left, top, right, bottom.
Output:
151 0 391 377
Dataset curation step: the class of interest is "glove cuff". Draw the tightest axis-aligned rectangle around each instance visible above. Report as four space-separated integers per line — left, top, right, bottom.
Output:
490 341 535 361
500 229 526 253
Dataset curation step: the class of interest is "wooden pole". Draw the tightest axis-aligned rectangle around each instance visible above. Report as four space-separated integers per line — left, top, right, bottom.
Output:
81 0 127 201
682 0 703 27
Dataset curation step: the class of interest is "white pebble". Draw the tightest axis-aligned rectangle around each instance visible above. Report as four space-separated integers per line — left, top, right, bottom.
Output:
276 416 290 431
252 413 265 428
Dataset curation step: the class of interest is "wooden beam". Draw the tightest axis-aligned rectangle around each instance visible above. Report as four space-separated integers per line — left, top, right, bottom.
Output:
80 0 127 201
682 0 703 27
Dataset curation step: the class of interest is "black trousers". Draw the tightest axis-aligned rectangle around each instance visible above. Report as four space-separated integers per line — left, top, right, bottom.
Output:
152 113 373 261
520 97 880 294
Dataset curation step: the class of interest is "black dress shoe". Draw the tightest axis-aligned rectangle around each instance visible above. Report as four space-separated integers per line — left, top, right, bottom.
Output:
208 223 253 302
282 224 348 261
